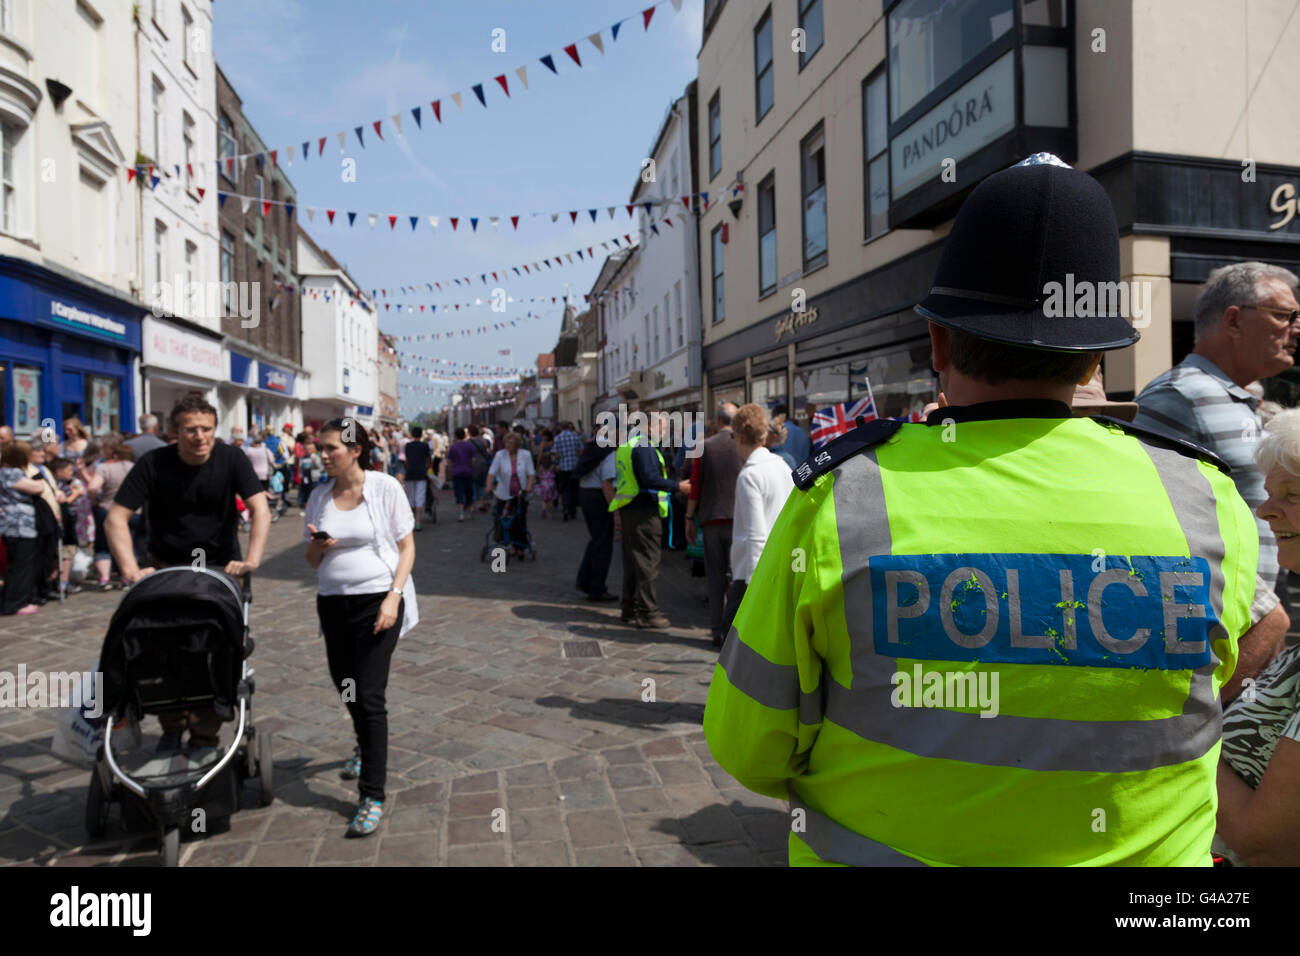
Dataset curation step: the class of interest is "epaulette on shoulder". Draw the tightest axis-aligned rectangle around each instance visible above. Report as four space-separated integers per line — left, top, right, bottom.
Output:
792 419 903 491
1090 415 1231 475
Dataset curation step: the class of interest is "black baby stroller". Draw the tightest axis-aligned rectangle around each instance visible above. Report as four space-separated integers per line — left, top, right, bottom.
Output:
86 566 273 866
481 495 536 562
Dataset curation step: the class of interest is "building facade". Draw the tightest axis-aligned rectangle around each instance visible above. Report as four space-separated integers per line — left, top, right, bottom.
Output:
377 331 398 425
0 0 141 440
297 225 377 430
214 63 307 437
695 0 1300 431
591 245 638 418
137 0 223 424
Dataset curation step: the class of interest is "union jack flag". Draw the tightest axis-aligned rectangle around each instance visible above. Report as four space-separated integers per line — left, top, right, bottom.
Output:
811 396 878 448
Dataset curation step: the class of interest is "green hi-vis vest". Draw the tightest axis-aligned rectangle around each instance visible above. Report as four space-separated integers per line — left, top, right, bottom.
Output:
703 415 1256 866
609 434 669 517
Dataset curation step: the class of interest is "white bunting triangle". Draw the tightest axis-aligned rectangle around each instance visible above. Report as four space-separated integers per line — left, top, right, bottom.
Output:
451 91 463 110
589 32 604 55
490 216 499 231
607 206 616 219
368 214 377 228
515 65 529 89
671 0 682 10
429 215 439 230
391 113 402 135
285 145 294 167
240 196 251 213
337 131 347 153
306 207 314 221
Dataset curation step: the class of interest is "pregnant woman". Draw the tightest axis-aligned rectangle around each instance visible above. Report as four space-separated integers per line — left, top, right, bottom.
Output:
304 418 418 838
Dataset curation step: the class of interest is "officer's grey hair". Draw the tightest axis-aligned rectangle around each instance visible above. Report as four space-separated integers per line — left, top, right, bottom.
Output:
716 402 737 426
1193 262 1299 342
1258 408 1300 478
139 413 158 432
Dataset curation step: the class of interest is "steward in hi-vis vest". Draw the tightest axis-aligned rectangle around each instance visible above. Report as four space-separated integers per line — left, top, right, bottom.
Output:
610 433 669 518
703 154 1257 866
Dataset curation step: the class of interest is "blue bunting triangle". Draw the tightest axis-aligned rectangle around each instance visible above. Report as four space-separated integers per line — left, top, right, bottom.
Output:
302 141 309 160
354 126 364 147
472 83 486 107
540 54 557 74
410 215 419 230
650 223 659 235
470 217 478 231
589 209 597 222
347 212 357 226
218 192 228 208
611 21 622 40
411 106 422 128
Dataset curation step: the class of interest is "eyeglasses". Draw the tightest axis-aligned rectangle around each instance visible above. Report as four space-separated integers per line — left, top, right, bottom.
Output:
1245 304 1300 324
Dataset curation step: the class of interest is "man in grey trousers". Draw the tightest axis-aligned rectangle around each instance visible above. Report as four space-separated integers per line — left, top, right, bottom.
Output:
686 402 741 647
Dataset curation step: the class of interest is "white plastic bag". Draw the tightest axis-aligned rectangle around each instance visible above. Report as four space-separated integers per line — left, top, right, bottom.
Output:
50 662 140 766
68 547 93 584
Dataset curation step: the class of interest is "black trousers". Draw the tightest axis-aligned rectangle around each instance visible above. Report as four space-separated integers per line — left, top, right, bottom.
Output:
620 498 662 620
702 522 733 638
1 536 38 613
723 579 748 638
37 530 59 598
577 488 614 597
556 470 577 518
318 592 403 801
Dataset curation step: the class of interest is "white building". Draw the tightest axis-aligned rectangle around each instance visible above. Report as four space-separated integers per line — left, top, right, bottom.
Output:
297 226 378 429
0 0 143 438
136 0 222 423
626 85 702 413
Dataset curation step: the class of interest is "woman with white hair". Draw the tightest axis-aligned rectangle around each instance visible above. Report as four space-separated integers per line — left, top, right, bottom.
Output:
1216 407 1300 865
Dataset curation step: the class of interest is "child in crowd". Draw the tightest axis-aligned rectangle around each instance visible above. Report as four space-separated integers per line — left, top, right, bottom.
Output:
51 457 93 596
536 451 558 520
298 440 321 513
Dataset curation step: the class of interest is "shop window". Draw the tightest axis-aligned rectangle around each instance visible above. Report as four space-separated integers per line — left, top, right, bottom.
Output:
711 224 725 323
751 371 786 412
758 172 777 296
862 68 889 239
712 382 745 410
1023 0 1067 27
708 92 721 181
85 376 119 437
754 9 773 122
798 0 823 69
794 344 934 426
11 365 41 435
889 0 1015 122
801 123 827 270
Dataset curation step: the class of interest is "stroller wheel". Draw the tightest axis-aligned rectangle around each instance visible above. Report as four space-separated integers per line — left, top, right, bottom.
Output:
160 825 180 867
258 731 274 807
85 771 109 838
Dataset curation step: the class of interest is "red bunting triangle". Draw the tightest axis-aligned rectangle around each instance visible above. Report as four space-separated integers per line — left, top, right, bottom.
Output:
664 217 674 227
318 136 326 155
126 168 137 183
625 234 632 244
326 209 336 223
373 120 384 140
196 187 205 200
626 204 634 217
569 211 578 224
431 100 441 123
450 217 459 230
494 74 509 97
643 7 655 29
510 215 519 230
388 215 397 229
564 43 581 66
186 163 194 180
269 150 278 166
523 265 530 274
261 201 271 216
492 272 498 280
588 247 593 257
681 195 691 210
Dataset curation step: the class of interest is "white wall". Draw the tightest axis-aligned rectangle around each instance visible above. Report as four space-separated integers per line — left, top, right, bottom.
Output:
298 231 377 409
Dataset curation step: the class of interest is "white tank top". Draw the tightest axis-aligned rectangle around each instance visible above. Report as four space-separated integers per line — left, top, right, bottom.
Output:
316 495 393 596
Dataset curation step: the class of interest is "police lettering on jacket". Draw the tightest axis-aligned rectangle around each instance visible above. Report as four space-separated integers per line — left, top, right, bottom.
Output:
872 553 1215 670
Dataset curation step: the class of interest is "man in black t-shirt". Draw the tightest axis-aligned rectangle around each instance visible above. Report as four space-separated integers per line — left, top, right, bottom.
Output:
402 425 431 531
105 395 270 751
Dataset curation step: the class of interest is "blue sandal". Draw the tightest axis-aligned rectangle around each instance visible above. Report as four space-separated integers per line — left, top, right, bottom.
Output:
340 748 361 780
346 797 384 837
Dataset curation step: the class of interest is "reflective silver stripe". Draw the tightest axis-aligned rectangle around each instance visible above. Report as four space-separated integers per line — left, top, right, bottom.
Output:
719 628 823 725
828 446 1226 773
1136 443 1229 728
789 787 928 867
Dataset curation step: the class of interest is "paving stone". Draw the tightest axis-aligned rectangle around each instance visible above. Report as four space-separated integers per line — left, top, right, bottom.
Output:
446 817 500 847
680 805 747 845
446 843 507 866
451 771 500 794
606 764 656 790
376 832 439 865
565 809 627 849
575 845 637 867
556 778 613 809
614 788 673 815
622 813 686 847
652 759 712 786
636 843 705 866
641 737 687 758
313 833 382 864
250 839 318 866
510 809 563 843
506 785 560 810
602 746 647 765
449 791 505 818
186 839 254 866
552 754 602 780
511 840 571 866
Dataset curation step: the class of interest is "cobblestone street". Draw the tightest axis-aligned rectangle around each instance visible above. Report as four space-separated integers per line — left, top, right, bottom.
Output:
0 487 788 867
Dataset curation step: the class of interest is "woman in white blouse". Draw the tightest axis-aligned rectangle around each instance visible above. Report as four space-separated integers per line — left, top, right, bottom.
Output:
304 418 418 838
722 404 794 648
484 431 535 559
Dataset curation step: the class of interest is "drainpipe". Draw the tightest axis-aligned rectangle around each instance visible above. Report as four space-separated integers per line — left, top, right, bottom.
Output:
133 12 146 423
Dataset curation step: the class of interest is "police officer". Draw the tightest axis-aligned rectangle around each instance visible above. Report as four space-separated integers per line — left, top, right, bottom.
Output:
703 154 1257 866
610 412 691 629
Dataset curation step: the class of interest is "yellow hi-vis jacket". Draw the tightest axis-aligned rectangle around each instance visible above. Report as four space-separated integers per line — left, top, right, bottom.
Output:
609 434 669 517
703 408 1255 866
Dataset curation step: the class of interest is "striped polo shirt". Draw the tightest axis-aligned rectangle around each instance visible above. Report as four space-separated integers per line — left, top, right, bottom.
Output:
1133 353 1277 588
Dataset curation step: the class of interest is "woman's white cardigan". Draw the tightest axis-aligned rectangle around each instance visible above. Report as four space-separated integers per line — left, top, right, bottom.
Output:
303 470 419 638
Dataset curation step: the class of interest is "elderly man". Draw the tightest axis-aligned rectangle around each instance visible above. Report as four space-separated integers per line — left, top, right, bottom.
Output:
0 425 13 447
1134 261 1300 701
125 413 167 460
686 402 741 646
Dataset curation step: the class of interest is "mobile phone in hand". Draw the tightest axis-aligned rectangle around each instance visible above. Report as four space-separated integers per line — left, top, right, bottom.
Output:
311 530 331 541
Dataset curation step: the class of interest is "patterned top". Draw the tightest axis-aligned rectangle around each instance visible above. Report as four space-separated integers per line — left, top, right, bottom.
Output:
1221 642 1300 790
0 467 37 538
1132 354 1276 588
553 429 582 471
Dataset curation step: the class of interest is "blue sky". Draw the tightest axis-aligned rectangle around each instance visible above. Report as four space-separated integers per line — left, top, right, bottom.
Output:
213 0 704 417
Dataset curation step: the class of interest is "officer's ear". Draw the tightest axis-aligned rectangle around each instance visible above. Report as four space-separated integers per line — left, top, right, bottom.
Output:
1077 353 1104 386
928 322 951 373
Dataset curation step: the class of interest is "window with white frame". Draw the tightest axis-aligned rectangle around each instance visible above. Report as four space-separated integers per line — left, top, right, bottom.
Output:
184 241 197 314
0 0 12 34
862 68 889 239
758 172 777 295
78 169 106 276
154 220 167 290
219 113 236 182
182 5 193 69
0 120 20 234
221 231 234 313
754 9 774 122
798 0 824 69
674 281 683 347
182 112 195 187
663 293 670 350
801 123 827 270
711 225 725 323
151 77 164 162
652 304 660 361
